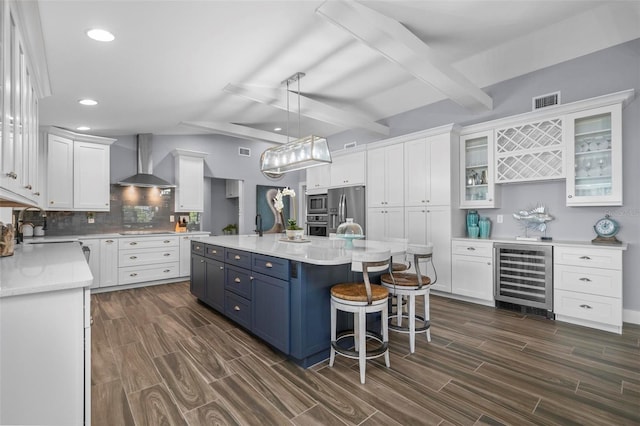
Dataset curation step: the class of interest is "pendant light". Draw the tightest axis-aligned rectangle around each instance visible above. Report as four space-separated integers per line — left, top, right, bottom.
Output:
260 72 332 174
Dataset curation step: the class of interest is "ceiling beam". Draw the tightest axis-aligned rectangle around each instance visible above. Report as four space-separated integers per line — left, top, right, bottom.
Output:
316 0 493 112
179 121 289 144
224 83 390 136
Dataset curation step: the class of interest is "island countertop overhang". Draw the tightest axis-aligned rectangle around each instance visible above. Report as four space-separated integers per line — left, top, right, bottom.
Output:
197 235 406 265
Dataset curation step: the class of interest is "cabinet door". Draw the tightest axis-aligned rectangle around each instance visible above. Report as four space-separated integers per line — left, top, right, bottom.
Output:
190 254 206 300
386 207 405 240
428 133 452 206
451 255 493 301
367 148 387 207
305 164 330 194
179 235 193 277
460 131 499 209
565 104 622 206
252 272 290 354
404 206 427 245
99 238 118 288
205 258 225 313
47 134 74 209
404 139 428 206
175 155 204 212
426 206 451 293
331 151 365 187
80 240 100 289
74 142 110 211
367 208 386 241
225 179 240 198
385 145 405 207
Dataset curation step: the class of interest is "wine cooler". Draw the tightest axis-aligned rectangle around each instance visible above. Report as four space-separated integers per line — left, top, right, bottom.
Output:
494 243 553 317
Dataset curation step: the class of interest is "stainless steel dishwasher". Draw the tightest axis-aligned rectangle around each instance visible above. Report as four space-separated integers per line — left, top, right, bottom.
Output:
494 243 553 318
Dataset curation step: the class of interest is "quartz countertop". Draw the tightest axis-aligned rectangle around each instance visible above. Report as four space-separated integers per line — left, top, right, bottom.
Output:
20 231 210 244
198 234 407 265
0 242 93 298
452 236 628 250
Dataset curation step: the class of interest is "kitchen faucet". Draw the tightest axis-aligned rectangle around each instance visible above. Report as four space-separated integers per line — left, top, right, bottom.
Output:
16 207 47 243
255 213 263 237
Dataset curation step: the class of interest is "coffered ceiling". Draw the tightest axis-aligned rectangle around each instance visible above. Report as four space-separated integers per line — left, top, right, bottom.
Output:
36 0 640 141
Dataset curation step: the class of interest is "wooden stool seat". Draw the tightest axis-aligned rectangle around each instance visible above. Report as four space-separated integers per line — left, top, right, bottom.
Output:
381 272 431 288
331 283 389 302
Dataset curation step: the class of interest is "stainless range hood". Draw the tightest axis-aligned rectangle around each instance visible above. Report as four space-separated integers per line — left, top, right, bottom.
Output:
117 134 175 188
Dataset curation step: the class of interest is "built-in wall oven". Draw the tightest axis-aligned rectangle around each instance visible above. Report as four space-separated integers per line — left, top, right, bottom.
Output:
307 193 328 215
306 214 328 237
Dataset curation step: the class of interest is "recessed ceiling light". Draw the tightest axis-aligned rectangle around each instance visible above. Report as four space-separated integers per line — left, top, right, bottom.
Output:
86 28 115 42
76 126 91 131
274 127 282 132
78 99 98 106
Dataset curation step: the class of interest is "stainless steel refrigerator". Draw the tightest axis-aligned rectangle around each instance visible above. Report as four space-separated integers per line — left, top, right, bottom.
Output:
327 185 366 235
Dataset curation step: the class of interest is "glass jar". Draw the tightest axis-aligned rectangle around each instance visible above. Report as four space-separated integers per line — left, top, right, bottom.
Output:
478 217 491 239
336 218 363 236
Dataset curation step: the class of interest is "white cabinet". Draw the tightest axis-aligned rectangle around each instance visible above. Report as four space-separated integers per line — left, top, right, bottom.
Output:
451 239 493 302
565 104 623 206
554 245 624 333
45 128 115 211
367 207 404 241
173 149 207 212
118 236 179 285
306 163 331 194
460 130 500 209
405 133 451 207
99 238 118 288
80 239 100 289
178 233 209 277
330 150 366 187
367 144 404 208
225 179 240 198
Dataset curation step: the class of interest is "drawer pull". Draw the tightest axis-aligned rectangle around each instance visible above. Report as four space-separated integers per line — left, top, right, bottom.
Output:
219 266 224 270
164 240 171 243
579 256 591 260
212 250 217 254
234 277 241 283
234 255 241 260
163 269 171 273
466 247 476 251
129 242 137 246
106 240 114 243
200 259 205 263
130 273 138 277
234 305 240 311
265 262 273 268
579 277 592 282
195 245 201 250
164 253 171 256
579 304 592 310
129 256 137 259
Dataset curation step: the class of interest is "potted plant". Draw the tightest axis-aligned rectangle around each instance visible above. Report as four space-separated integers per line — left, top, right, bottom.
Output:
286 218 304 240
222 223 237 235
274 187 304 240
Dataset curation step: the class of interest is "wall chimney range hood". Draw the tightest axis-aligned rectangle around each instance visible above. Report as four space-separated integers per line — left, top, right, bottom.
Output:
117 134 175 188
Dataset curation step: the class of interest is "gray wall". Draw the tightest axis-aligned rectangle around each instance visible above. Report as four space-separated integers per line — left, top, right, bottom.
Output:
329 38 640 313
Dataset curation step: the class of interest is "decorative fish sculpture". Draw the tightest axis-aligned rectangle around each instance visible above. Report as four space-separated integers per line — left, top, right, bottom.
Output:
513 205 554 233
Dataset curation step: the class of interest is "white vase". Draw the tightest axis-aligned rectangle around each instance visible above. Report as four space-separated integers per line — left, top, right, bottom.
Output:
286 229 304 240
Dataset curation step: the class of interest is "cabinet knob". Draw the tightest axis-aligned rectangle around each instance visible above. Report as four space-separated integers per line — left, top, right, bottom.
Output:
130 256 137 259
568 195 573 199
487 262 491 265
579 304 592 310
50 201 54 204
212 250 217 254
129 242 137 246
105 240 114 243
163 269 171 273
200 259 204 263
130 273 138 277
467 247 476 251
579 256 591 260
234 305 241 311
488 198 493 202
5 171 17 179
105 203 108 206
24 184 32 190
219 266 224 270
234 277 241 283
579 277 592 282
265 262 273 268
234 255 241 260
163 240 171 243
34 192 40 196
164 253 171 256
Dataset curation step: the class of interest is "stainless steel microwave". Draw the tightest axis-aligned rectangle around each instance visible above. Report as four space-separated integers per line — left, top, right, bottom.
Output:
307 193 328 214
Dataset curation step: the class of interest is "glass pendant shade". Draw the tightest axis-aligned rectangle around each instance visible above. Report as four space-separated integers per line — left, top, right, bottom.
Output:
260 135 331 174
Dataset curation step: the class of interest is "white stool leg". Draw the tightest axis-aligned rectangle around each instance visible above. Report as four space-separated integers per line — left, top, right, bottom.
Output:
382 303 390 368
358 308 367 384
397 295 403 327
329 299 337 366
425 291 431 342
353 312 360 351
409 294 416 353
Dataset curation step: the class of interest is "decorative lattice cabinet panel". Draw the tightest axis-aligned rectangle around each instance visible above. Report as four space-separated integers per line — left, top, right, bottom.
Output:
495 118 565 183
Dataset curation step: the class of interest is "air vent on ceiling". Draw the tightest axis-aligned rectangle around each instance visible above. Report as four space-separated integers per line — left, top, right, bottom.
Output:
532 91 560 110
238 147 251 157
344 141 357 149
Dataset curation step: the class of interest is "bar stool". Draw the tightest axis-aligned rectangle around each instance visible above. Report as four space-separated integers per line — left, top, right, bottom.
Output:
380 244 437 353
329 250 392 384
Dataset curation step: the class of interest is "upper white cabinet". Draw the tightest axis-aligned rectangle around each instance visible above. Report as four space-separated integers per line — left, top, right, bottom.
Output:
0 1 47 206
45 128 115 211
459 130 500 209
565 104 622 206
173 149 207 212
330 150 366 187
367 144 404 208
306 163 331 194
225 179 240 198
405 133 452 207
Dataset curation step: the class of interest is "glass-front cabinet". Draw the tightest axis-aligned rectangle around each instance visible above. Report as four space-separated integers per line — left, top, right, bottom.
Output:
565 104 622 206
460 130 500 208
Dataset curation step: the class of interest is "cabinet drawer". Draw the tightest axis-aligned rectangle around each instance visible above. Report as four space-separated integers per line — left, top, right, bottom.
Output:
119 247 179 267
191 240 205 255
205 244 225 261
225 248 251 269
225 264 252 299
119 262 179 285
554 289 621 326
119 236 179 250
225 291 251 329
252 254 289 280
554 246 622 269
554 265 622 297
452 240 493 257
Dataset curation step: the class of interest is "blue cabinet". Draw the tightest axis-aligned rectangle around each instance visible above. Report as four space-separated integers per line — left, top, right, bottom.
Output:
190 254 206 300
252 271 290 354
205 258 225 313
225 264 253 299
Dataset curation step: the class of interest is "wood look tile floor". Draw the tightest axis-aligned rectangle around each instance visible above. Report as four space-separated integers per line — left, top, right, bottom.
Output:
91 282 640 426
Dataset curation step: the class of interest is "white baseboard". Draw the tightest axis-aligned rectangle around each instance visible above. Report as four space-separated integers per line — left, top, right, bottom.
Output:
623 309 640 325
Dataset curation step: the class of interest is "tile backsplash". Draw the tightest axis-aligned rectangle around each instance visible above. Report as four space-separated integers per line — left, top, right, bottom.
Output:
16 185 200 236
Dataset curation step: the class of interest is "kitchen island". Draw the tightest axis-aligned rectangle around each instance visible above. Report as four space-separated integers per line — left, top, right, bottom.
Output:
0 242 92 425
191 234 405 367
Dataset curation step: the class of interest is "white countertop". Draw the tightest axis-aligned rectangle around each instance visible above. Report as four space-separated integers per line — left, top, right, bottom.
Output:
0 242 94 298
199 234 407 265
20 231 210 244
452 236 628 250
